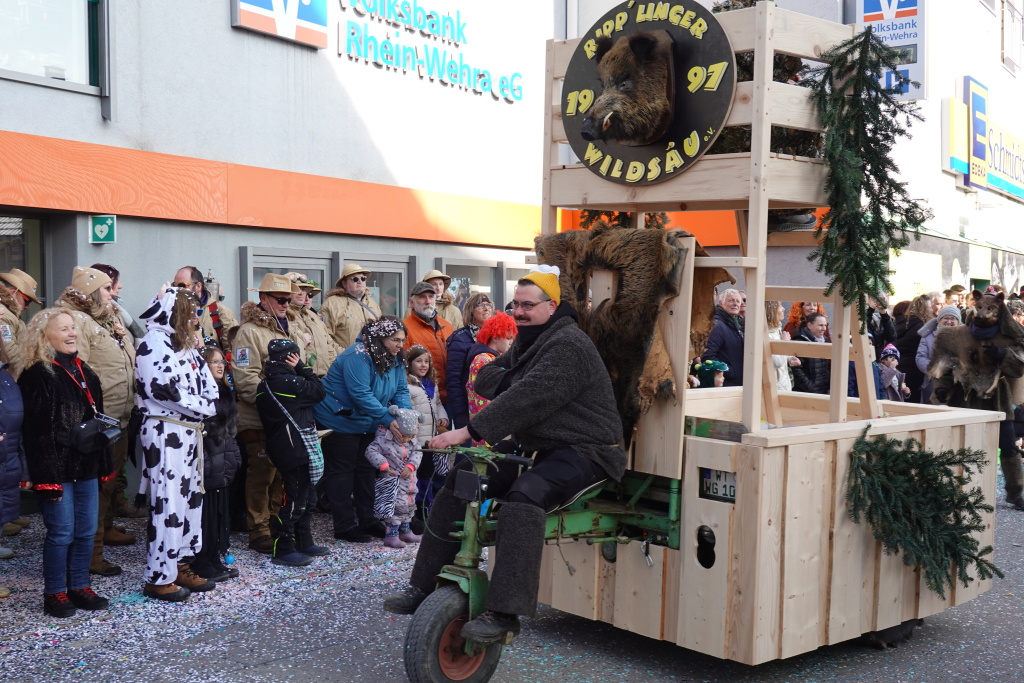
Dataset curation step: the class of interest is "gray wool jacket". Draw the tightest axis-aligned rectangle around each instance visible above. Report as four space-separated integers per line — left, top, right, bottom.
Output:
469 314 627 481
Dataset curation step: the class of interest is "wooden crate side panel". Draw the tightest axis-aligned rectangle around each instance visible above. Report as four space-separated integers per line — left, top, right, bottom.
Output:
544 541 600 620
779 441 830 658
728 445 785 665
634 239 694 477
917 426 958 616
677 439 737 657
827 437 871 644
612 541 666 640
954 421 999 605
771 7 856 59
662 548 681 642
537 544 553 606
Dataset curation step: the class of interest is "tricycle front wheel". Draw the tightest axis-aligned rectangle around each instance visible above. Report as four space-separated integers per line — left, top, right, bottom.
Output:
404 585 504 683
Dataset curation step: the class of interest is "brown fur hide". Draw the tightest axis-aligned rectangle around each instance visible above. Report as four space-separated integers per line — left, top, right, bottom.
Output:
534 225 733 442
928 291 1024 402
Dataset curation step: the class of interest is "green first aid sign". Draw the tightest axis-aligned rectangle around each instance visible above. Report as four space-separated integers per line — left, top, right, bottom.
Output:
89 215 116 243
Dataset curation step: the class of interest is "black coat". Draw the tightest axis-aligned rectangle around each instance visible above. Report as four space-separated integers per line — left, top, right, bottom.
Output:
19 355 112 498
202 383 241 489
894 315 926 402
255 361 326 473
867 309 897 360
444 325 477 428
792 326 831 394
703 307 745 387
0 366 24 525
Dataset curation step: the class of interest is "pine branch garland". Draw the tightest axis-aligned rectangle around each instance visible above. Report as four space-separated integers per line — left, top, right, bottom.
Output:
846 427 1002 599
804 28 934 330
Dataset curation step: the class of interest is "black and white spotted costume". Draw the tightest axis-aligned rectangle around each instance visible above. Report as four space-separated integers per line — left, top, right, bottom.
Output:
135 290 218 586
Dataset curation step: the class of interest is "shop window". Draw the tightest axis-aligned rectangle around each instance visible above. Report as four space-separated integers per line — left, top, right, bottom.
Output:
0 0 102 87
242 247 336 310
0 215 44 312
445 264 497 314
505 267 531 312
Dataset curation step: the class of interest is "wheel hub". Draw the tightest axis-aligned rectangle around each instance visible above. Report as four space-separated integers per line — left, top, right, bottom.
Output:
438 614 486 680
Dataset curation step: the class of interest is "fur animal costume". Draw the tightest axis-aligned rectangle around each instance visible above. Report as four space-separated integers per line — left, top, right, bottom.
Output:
534 224 733 442
135 290 218 586
927 290 1024 412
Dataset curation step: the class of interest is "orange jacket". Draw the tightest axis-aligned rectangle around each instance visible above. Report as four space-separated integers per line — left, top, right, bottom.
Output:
403 313 453 402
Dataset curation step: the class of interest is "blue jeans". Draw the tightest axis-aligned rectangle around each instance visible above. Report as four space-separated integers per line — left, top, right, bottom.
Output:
38 479 99 594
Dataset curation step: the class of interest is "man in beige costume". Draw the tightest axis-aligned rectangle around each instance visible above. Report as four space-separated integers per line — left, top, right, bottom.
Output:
320 264 382 350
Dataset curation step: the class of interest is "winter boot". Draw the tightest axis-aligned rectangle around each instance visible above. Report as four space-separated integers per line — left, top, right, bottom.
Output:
296 529 330 557
271 552 314 567
398 522 421 544
482 501 546 618
1002 454 1024 510
143 582 190 602
408 488 467 595
383 585 428 615
383 524 406 549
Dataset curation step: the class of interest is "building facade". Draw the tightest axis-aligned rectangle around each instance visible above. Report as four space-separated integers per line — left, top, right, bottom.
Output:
0 1 554 316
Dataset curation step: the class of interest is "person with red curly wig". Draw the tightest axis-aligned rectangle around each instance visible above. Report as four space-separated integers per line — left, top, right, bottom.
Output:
465 313 518 437
783 301 831 341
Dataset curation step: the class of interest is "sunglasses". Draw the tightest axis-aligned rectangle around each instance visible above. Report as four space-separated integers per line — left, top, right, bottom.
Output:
172 282 194 288
270 295 291 305
349 276 368 282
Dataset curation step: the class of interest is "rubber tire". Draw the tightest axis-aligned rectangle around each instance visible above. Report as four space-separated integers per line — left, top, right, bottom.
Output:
404 585 504 683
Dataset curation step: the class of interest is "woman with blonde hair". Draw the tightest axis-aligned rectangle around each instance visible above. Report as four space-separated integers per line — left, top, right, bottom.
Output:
19 308 113 617
765 301 794 392
56 266 138 576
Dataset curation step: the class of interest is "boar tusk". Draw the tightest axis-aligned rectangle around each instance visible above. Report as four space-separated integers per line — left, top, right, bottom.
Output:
601 112 613 131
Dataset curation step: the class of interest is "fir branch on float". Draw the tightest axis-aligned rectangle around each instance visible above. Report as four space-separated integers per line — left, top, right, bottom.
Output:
804 28 933 330
579 210 670 230
845 427 1002 599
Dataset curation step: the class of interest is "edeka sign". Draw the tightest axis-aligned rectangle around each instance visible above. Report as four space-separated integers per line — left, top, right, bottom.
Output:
231 0 329 49
856 0 926 101
942 76 1024 201
338 1 523 103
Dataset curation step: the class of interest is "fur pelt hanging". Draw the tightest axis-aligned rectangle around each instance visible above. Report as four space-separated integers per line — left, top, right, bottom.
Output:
534 223 733 442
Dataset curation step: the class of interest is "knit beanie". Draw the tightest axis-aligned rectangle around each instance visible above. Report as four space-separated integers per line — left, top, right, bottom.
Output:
936 305 962 323
71 266 112 296
879 344 900 361
522 265 561 305
267 338 301 363
388 405 424 435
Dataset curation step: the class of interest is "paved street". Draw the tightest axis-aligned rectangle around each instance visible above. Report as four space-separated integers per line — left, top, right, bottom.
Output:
2 490 1023 683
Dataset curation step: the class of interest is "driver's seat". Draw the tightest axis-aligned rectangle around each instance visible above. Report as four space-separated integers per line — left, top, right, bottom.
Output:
546 479 608 514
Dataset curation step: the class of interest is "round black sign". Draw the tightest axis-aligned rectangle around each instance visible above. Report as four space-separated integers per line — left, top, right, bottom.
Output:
562 0 736 186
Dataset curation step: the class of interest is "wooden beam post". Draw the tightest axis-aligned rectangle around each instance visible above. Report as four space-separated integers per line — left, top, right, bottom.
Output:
541 40 558 236
827 301 851 423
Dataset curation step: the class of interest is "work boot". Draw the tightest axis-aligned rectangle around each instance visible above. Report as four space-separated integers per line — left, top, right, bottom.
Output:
460 610 521 643
143 582 190 602
0 585 10 598
383 585 428 615
176 564 216 592
2 522 20 536
11 517 30 529
67 587 109 611
248 535 274 555
484 502 546 618
0 546 13 560
103 526 137 546
43 591 77 617
408 488 466 595
89 558 122 577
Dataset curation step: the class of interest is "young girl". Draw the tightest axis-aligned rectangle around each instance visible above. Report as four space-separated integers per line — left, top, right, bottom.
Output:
406 345 449 517
364 406 423 548
465 313 517 443
406 346 449 447
877 344 911 401
190 345 242 582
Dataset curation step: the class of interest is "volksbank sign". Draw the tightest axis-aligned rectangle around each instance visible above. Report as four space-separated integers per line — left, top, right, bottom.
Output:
943 76 1024 202
338 0 524 102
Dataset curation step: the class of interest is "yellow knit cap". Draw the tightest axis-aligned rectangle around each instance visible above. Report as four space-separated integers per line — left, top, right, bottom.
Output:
523 265 561 305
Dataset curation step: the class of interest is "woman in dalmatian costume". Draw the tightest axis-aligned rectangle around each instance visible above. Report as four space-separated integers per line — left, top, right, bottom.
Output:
135 285 218 602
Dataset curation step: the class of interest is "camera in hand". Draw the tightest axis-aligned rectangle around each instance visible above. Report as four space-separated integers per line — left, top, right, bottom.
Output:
58 414 122 453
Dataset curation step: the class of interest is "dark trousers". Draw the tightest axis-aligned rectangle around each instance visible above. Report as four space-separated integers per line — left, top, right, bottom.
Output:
272 464 315 556
192 486 230 570
321 432 376 534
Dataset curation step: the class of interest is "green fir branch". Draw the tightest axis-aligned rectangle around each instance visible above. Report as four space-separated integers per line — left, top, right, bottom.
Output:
804 28 933 331
845 427 1002 599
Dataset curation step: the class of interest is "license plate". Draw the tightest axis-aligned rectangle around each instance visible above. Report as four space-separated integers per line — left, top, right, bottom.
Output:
699 468 736 503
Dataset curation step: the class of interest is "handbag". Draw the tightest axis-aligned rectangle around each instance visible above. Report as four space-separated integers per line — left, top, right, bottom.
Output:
265 389 324 484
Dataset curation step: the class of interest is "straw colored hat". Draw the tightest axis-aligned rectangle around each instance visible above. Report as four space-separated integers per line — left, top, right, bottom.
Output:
0 268 42 303
421 269 451 287
336 263 371 287
256 273 293 294
284 272 321 295
71 266 112 296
